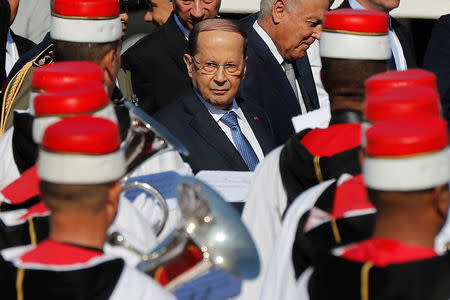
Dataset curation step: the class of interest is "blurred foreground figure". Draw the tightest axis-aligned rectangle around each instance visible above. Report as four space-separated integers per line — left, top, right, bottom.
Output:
298 117 450 300
0 116 175 299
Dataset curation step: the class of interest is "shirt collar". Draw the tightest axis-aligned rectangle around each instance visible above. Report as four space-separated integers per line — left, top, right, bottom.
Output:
253 20 284 65
6 29 15 54
174 14 190 40
348 0 365 9
193 88 243 122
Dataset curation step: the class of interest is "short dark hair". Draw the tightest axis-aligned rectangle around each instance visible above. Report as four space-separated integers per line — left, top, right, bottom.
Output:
40 180 115 214
53 40 121 64
188 18 247 57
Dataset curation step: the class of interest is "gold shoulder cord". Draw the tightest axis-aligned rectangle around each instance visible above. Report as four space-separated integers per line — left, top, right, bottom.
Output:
0 60 34 136
28 217 37 246
313 156 324 183
16 267 25 300
360 262 374 300
0 43 54 136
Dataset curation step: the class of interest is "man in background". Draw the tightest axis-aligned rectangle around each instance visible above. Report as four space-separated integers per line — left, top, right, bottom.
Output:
144 0 173 26
122 0 221 114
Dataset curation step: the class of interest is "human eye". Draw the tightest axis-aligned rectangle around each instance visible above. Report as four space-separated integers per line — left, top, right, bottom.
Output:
308 18 322 27
224 63 238 73
204 62 219 72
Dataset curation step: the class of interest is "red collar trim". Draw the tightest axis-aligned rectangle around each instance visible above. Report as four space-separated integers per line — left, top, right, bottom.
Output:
18 202 50 220
340 237 438 267
1 166 40 204
20 239 103 265
332 175 374 219
300 123 361 157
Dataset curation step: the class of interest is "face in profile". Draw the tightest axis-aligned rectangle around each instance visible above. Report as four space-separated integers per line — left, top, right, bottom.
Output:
145 0 173 26
185 30 246 110
172 0 221 30
273 0 328 61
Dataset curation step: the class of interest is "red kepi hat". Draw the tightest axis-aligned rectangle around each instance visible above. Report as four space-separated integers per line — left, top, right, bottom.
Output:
51 0 122 43
364 117 449 191
33 84 117 144
38 116 126 184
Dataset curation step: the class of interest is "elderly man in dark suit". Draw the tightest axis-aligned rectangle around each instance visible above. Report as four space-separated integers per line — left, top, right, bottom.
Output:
155 19 276 175
237 0 330 146
337 0 417 70
122 0 221 115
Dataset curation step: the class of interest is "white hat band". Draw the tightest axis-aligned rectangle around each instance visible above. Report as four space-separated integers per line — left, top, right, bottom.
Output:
38 149 126 184
320 31 391 60
51 16 122 43
364 148 449 191
32 104 118 144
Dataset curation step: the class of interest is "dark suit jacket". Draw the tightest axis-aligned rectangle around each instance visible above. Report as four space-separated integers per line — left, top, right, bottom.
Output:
10 31 35 57
424 14 450 124
154 88 276 174
237 14 320 146
337 0 417 68
122 12 190 115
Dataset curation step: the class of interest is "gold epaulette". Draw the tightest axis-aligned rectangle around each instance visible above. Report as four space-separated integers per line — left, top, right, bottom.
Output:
0 44 54 135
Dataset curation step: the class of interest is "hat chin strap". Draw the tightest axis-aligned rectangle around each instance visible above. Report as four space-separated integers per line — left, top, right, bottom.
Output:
50 16 122 43
364 148 450 191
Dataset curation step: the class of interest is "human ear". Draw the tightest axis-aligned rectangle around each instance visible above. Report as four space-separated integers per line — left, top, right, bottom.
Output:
433 185 449 222
272 0 286 24
106 182 122 224
184 54 194 78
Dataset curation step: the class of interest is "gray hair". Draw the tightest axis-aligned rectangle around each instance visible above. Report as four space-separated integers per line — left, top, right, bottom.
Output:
259 0 302 18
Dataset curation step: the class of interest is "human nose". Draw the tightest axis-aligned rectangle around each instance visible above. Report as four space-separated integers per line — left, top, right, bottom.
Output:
213 66 227 83
313 25 323 40
191 0 205 19
144 10 153 22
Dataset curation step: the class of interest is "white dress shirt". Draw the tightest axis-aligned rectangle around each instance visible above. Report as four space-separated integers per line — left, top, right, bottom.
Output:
194 89 265 162
5 30 20 77
348 0 408 70
252 21 308 114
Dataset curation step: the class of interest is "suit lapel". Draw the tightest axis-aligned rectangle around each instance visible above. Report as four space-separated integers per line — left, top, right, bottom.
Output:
239 98 274 155
246 27 302 114
183 90 249 170
163 14 190 79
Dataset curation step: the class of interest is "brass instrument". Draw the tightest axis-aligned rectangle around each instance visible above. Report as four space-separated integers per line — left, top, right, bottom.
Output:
136 176 260 288
117 98 188 236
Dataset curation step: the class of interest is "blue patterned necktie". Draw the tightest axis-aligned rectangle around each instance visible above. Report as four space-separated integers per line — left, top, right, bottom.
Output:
220 111 259 171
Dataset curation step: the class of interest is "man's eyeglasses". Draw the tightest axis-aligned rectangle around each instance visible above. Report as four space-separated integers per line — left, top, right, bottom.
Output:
191 56 244 76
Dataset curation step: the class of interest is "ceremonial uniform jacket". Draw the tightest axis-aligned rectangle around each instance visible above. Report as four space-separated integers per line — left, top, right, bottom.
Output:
0 166 160 266
240 110 363 299
0 239 176 300
259 174 373 300
297 238 450 300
